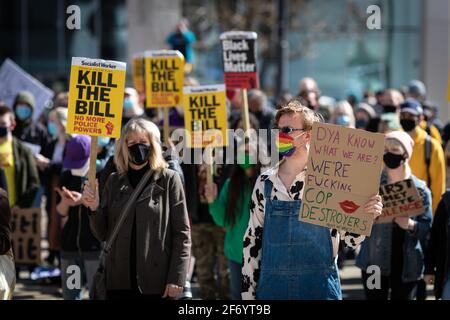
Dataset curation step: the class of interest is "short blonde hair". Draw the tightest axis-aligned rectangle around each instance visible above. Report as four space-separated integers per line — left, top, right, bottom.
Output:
274 100 322 131
114 118 167 174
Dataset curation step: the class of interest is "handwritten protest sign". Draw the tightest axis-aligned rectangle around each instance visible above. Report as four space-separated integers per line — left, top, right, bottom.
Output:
183 84 228 148
132 53 145 94
299 123 385 236
376 179 424 224
10 208 41 265
0 58 54 121
66 57 126 138
145 50 184 107
220 31 259 90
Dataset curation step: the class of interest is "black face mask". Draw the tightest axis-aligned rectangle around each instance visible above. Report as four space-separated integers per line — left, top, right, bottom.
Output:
383 152 406 169
383 105 397 113
400 119 417 132
355 119 369 129
0 126 8 138
128 143 151 165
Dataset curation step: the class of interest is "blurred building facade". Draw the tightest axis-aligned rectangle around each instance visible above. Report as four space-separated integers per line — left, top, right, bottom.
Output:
0 0 449 120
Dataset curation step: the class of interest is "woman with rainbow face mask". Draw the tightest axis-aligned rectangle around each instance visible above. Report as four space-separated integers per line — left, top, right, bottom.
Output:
241 100 383 300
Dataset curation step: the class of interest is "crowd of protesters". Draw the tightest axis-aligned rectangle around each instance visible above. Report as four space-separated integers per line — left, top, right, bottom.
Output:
1 19 450 300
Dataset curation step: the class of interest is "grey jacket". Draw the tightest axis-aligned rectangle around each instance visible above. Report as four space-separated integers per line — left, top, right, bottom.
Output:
89 168 191 294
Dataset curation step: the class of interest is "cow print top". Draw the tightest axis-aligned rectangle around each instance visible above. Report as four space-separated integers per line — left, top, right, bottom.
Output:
241 165 366 300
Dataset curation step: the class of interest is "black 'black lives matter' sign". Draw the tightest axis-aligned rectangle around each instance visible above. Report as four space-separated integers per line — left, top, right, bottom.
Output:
220 31 259 90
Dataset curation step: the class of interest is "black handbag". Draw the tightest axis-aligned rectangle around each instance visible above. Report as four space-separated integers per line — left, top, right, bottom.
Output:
90 169 154 300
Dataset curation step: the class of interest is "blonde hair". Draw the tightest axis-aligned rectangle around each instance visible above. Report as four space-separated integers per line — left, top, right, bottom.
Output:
274 100 322 131
114 118 167 174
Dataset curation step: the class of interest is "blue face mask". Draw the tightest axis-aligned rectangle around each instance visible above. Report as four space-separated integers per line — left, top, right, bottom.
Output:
47 122 58 137
123 98 133 110
15 105 32 121
335 115 350 126
97 136 111 147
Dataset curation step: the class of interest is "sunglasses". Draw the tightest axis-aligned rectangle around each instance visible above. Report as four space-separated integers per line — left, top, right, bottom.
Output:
275 126 305 134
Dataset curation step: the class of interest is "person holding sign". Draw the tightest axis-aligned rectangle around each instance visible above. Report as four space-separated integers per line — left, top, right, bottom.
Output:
82 118 191 299
204 140 262 300
55 135 101 300
241 101 383 300
356 131 432 300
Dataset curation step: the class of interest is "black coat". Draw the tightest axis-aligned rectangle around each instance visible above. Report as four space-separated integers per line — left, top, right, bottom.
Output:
0 138 40 208
89 169 191 293
425 190 450 299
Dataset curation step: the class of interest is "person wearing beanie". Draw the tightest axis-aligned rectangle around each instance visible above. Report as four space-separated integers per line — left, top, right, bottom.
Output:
420 101 443 145
400 98 445 215
39 107 71 267
12 91 49 153
407 79 427 103
55 135 100 300
354 102 376 130
356 131 432 300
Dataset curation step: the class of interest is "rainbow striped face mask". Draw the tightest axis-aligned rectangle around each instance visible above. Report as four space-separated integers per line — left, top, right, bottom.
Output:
276 132 305 157
277 132 302 157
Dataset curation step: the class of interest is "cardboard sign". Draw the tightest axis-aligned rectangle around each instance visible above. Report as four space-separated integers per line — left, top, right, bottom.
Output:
145 50 184 107
376 179 425 223
132 53 145 94
299 123 385 236
183 84 228 148
220 31 259 89
0 58 54 121
66 57 126 138
10 208 41 265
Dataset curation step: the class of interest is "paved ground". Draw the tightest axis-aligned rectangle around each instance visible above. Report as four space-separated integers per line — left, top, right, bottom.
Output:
11 259 435 300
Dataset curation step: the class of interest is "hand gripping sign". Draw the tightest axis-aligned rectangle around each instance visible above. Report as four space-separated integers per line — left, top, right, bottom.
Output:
183 84 228 148
67 57 126 191
299 123 385 236
144 50 185 108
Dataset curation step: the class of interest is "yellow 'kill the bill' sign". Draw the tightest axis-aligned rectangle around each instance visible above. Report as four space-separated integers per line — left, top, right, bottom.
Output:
132 53 145 94
183 84 228 148
145 50 184 108
67 57 126 138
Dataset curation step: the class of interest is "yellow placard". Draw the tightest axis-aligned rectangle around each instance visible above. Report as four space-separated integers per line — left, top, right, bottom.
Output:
183 84 228 148
132 54 145 94
67 57 126 138
145 50 184 108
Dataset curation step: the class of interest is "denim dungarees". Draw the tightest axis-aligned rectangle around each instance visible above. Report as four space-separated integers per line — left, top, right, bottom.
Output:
256 179 342 300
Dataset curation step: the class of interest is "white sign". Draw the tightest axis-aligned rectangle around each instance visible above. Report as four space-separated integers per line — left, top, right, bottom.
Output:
0 58 54 121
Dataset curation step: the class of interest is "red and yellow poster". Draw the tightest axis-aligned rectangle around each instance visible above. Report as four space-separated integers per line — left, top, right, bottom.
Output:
67 57 126 138
145 50 184 108
183 84 228 148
